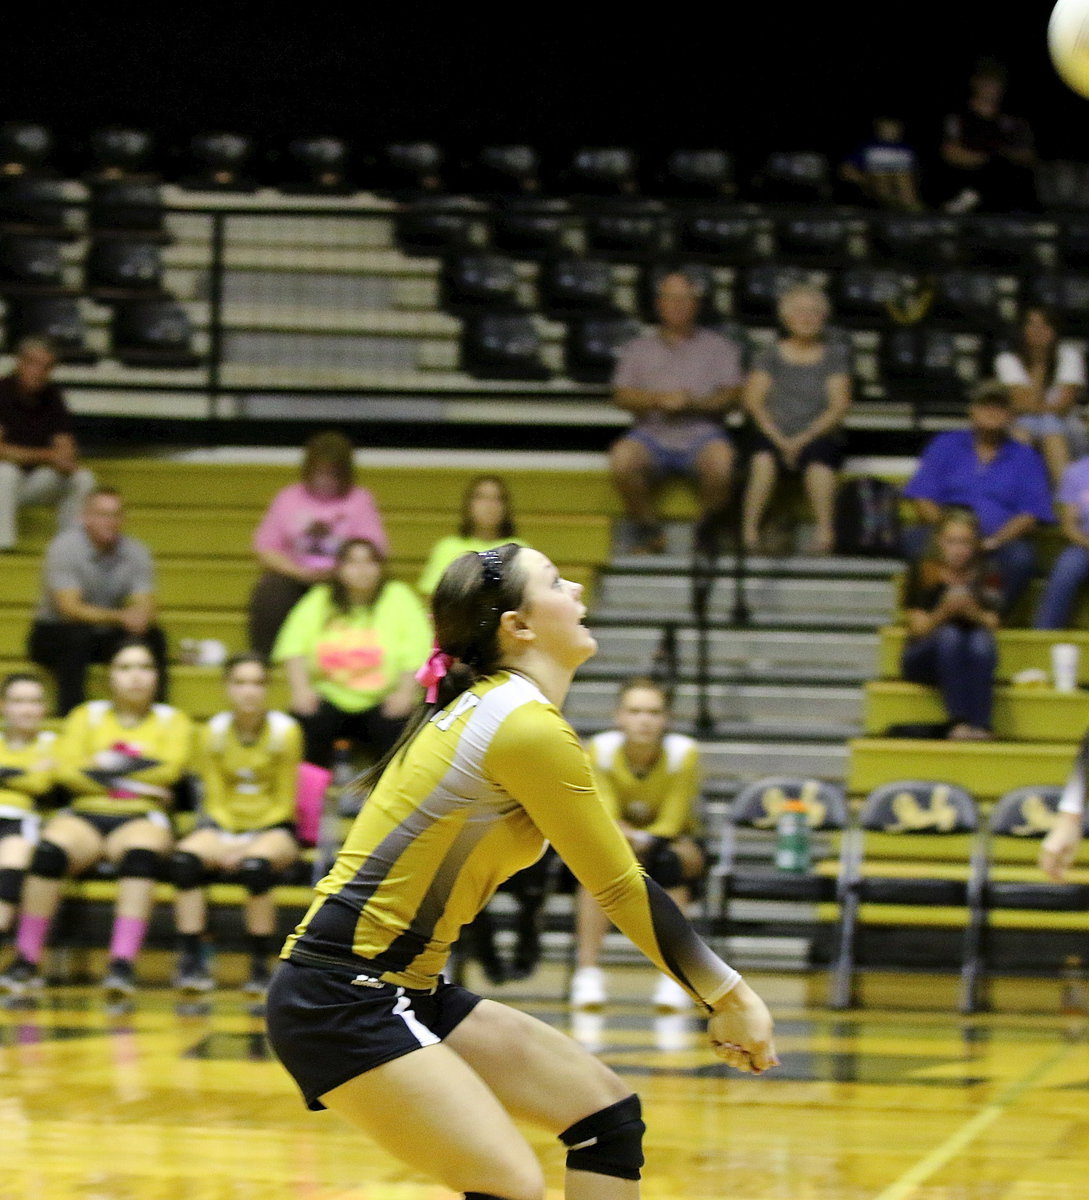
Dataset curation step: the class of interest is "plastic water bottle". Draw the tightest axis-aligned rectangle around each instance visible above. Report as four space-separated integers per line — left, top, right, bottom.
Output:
774 798 812 872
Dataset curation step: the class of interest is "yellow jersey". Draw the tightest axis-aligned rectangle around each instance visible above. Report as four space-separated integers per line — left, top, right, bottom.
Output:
284 671 738 1009
0 730 58 815
589 730 702 839
199 710 303 833
55 701 194 817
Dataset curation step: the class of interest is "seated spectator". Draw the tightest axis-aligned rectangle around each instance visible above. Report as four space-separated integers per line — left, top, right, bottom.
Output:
839 115 922 211
901 510 1000 741
273 538 431 769
610 271 743 554
569 678 705 1012
418 475 528 597
249 432 388 659
0 337 96 552
902 381 1054 615
1034 453 1089 629
171 653 303 1000
0 640 192 1000
995 307 1086 486
940 57 1037 213
0 673 56 947
28 487 168 715
740 284 852 555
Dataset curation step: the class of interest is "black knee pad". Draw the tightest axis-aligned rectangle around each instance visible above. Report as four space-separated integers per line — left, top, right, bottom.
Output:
117 848 162 880
0 866 24 903
644 839 683 889
238 856 275 896
170 850 206 890
560 1093 645 1181
31 840 69 880
464 1193 519 1199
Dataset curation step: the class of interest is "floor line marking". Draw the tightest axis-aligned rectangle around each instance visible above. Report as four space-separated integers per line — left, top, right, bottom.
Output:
871 1042 1073 1200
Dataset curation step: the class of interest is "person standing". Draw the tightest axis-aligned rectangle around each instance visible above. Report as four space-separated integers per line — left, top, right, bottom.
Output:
610 272 743 554
265 545 777 1197
28 488 168 715
0 337 96 552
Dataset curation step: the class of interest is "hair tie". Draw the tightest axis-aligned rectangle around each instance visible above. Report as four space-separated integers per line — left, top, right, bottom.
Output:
415 646 454 704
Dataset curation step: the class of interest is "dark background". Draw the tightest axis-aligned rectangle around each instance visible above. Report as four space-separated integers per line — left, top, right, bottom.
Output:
0 5 1084 171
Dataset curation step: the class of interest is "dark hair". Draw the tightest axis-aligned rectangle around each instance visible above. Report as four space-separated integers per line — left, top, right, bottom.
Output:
0 671 44 699
356 542 527 790
968 379 1010 408
301 430 354 496
328 538 387 615
458 474 517 540
617 676 671 709
223 652 268 680
1014 306 1060 386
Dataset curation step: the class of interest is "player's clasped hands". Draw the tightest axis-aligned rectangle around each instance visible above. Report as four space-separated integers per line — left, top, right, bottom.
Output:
707 978 780 1074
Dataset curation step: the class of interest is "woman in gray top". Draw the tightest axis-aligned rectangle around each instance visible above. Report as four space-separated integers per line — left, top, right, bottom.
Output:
740 285 853 555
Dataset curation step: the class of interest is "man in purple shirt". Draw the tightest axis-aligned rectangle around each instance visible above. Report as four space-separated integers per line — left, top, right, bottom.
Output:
610 272 743 554
903 380 1054 613
0 337 96 551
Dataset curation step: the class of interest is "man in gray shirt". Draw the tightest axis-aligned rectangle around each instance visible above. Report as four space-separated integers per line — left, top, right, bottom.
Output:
610 272 743 554
27 487 168 714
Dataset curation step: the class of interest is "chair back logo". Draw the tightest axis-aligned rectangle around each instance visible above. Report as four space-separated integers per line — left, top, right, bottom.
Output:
753 780 827 829
1009 792 1061 837
885 784 961 833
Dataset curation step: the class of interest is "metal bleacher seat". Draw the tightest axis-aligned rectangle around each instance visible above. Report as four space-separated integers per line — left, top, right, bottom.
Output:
879 326 979 413
474 145 541 196
1036 160 1089 212
181 131 257 192
280 136 352 195
396 195 486 255
0 234 70 297
85 238 167 301
6 296 96 363
660 149 735 200
564 315 641 384
567 147 638 197
775 213 855 267
1025 273 1089 336
88 180 169 241
460 312 550 381
960 215 1047 271
753 151 833 204
869 213 960 270
380 141 444 197
733 263 811 322
706 776 850 964
675 208 766 264
961 783 1089 1013
583 198 666 261
829 780 980 1010
87 127 156 180
440 253 521 314
833 266 919 328
1057 216 1089 270
0 121 55 175
927 269 1013 332
0 176 71 238
539 258 618 320
111 298 201 367
491 197 574 258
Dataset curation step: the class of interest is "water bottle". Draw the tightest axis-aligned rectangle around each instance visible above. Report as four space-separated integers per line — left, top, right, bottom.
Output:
774 798 812 872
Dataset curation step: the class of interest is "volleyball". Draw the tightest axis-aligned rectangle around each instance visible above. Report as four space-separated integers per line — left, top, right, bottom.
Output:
1050 0 1089 97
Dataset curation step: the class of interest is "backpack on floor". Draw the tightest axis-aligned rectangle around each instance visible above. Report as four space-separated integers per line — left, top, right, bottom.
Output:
834 476 902 556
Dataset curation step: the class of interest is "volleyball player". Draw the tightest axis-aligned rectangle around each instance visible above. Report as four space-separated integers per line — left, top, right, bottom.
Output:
172 653 303 997
265 545 777 1199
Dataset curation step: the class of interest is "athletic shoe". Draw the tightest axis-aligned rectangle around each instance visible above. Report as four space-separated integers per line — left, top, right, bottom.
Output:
653 973 693 1013
241 962 271 997
174 959 215 995
569 965 607 1009
0 955 43 996
102 959 136 1001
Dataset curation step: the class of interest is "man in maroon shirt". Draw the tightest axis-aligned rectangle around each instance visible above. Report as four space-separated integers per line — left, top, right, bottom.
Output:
0 337 95 551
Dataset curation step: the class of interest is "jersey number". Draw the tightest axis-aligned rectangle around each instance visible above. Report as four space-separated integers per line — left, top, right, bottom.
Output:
432 692 481 732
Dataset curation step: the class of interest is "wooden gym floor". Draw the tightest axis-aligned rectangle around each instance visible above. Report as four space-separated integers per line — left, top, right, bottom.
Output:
1 964 1087 1200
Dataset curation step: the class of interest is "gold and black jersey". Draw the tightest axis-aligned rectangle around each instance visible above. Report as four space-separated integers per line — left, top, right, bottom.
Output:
199 710 303 833
284 671 738 1009
589 729 702 838
0 730 57 814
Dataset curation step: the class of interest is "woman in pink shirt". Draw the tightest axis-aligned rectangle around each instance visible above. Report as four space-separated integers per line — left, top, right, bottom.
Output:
248 432 388 657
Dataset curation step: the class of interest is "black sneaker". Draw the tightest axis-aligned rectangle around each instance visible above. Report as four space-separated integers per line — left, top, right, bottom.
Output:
241 962 271 997
102 958 136 1001
0 956 43 996
174 957 215 995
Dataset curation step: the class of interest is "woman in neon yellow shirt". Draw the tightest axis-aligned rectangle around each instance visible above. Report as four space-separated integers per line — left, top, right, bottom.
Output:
417 475 527 597
274 538 431 768
1 640 192 1002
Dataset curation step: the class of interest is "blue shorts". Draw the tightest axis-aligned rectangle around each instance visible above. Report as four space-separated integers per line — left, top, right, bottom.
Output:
625 427 732 477
265 959 483 1110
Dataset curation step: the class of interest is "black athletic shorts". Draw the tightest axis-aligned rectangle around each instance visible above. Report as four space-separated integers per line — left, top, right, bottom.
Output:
265 958 484 1110
67 809 169 839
